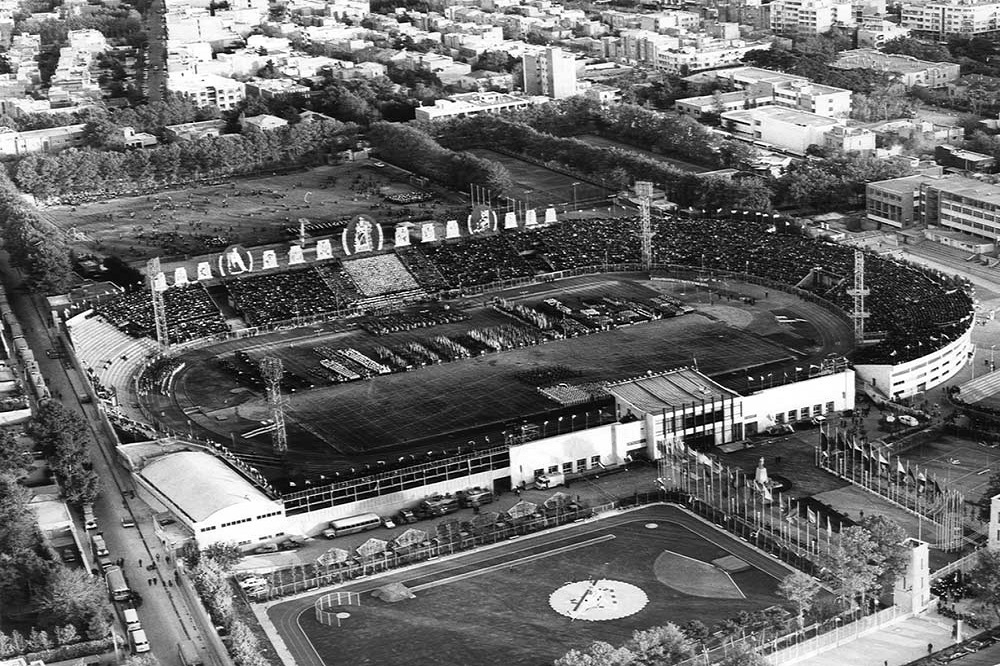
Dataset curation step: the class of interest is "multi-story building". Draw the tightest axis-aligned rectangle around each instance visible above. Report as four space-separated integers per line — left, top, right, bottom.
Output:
866 174 941 228
167 73 245 111
656 38 773 74
769 0 855 36
414 91 536 121
935 144 997 172
677 67 852 118
245 77 310 99
831 49 961 88
900 0 1000 38
857 16 912 46
721 105 873 155
0 124 87 156
522 47 577 98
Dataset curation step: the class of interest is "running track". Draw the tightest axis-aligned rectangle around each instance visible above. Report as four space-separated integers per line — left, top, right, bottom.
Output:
265 505 794 666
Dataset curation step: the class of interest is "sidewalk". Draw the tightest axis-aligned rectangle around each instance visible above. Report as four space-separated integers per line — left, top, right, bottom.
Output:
791 612 954 666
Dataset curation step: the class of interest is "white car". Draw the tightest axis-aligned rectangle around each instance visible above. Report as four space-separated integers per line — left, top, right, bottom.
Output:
382 516 396 529
898 415 919 427
238 576 267 590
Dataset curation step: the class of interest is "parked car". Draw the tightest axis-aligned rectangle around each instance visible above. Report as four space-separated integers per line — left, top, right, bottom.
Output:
121 515 136 528
253 543 278 554
382 516 396 529
396 509 418 524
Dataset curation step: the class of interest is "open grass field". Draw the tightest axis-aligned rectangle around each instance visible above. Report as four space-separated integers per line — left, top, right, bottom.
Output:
266 506 790 666
167 277 799 472
466 148 611 209
37 162 468 264
576 134 712 174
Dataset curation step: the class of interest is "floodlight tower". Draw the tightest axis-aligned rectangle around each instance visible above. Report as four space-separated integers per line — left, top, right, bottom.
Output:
846 249 870 344
259 356 288 456
635 181 654 271
147 257 170 354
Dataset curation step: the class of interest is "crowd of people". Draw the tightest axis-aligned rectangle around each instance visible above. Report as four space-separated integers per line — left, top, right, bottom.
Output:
97 284 228 344
101 213 971 369
341 255 421 297
227 267 354 327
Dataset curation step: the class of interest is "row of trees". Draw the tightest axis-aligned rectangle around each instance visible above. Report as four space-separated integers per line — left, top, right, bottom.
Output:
29 401 99 506
188 549 270 666
367 121 513 195
555 624 769 666
0 169 74 293
0 474 113 645
13 119 359 200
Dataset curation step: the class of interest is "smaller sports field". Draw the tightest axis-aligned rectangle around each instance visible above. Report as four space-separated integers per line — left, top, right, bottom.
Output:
466 148 611 208
576 134 711 174
269 506 790 666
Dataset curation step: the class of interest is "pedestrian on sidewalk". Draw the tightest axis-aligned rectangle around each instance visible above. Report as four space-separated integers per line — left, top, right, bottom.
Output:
139 559 142 567
156 554 161 562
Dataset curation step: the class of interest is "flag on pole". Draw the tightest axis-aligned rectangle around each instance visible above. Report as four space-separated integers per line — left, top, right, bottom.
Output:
917 470 926 493
762 485 773 502
897 458 905 477
933 478 942 494
807 507 817 524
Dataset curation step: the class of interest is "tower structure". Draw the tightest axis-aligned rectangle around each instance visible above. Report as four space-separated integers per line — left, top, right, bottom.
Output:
635 181 654 271
259 357 288 456
846 249 870 343
147 257 170 354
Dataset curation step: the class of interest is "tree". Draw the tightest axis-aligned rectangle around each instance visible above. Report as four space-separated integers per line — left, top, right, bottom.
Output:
859 515 909 593
714 645 771 666
0 429 33 476
40 566 113 628
203 542 243 570
817 525 884 609
778 571 821 628
971 548 1000 621
627 624 694 666
477 50 515 73
53 624 79 646
26 628 51 651
554 641 636 666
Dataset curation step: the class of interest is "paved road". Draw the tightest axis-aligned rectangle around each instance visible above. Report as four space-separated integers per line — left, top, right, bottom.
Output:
145 0 166 103
264 504 794 666
0 253 209 666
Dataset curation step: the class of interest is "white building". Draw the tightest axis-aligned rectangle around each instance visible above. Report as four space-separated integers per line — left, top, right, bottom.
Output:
0 124 87 156
770 0 855 35
167 73 246 111
681 67 852 117
832 49 961 88
522 47 577 99
121 443 287 550
721 105 874 155
414 92 537 121
857 17 912 47
901 0 1000 37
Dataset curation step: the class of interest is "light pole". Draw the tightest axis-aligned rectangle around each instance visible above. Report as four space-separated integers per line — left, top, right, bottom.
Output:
571 182 580 210
543 420 549 438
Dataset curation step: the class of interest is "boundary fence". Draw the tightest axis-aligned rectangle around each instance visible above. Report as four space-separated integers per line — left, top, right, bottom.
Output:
315 591 362 627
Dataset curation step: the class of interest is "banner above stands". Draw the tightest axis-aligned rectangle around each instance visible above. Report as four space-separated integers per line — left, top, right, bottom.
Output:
150 207 559 288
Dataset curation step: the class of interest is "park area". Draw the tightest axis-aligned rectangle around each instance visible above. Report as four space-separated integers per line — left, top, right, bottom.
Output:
37 162 467 263
166 276 796 465
267 506 790 666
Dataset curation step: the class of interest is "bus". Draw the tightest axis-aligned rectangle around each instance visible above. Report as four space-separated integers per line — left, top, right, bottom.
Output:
178 640 204 666
91 534 109 558
105 566 130 602
323 513 381 538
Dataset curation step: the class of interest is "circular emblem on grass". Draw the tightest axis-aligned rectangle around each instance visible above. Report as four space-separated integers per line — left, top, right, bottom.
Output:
549 579 648 621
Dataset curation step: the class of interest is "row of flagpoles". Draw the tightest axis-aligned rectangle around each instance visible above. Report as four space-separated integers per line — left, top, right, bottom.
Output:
816 427 964 549
659 443 843 562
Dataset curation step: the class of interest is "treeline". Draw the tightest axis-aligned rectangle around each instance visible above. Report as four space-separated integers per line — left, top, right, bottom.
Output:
0 169 73 292
367 121 513 195
429 113 772 211
13 119 359 200
30 402 99 506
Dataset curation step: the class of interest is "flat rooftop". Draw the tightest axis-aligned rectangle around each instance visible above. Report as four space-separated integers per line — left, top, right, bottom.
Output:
833 49 953 74
869 174 942 193
723 105 840 127
606 368 738 414
929 175 1000 205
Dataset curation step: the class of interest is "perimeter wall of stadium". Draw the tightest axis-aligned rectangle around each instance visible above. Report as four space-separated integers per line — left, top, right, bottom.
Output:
855 317 975 400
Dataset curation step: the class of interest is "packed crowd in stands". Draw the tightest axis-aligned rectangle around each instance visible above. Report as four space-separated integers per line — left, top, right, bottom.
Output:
99 212 972 368
652 217 973 364
342 255 422 297
97 284 228 344
227 267 353 326
384 191 433 205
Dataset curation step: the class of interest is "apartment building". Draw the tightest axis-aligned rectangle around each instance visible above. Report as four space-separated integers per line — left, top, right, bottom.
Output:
0 124 86 156
857 17 912 46
167 73 246 111
901 0 1000 37
721 105 873 155
867 174 1000 240
832 49 960 87
678 67 852 118
770 0 855 35
414 92 536 121
522 47 577 98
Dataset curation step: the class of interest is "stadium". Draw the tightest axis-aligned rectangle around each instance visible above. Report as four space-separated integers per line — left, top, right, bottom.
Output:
53 188 979 549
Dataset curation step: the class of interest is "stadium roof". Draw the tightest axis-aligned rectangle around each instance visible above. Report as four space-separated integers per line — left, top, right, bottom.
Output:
606 368 738 414
140 451 274 523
